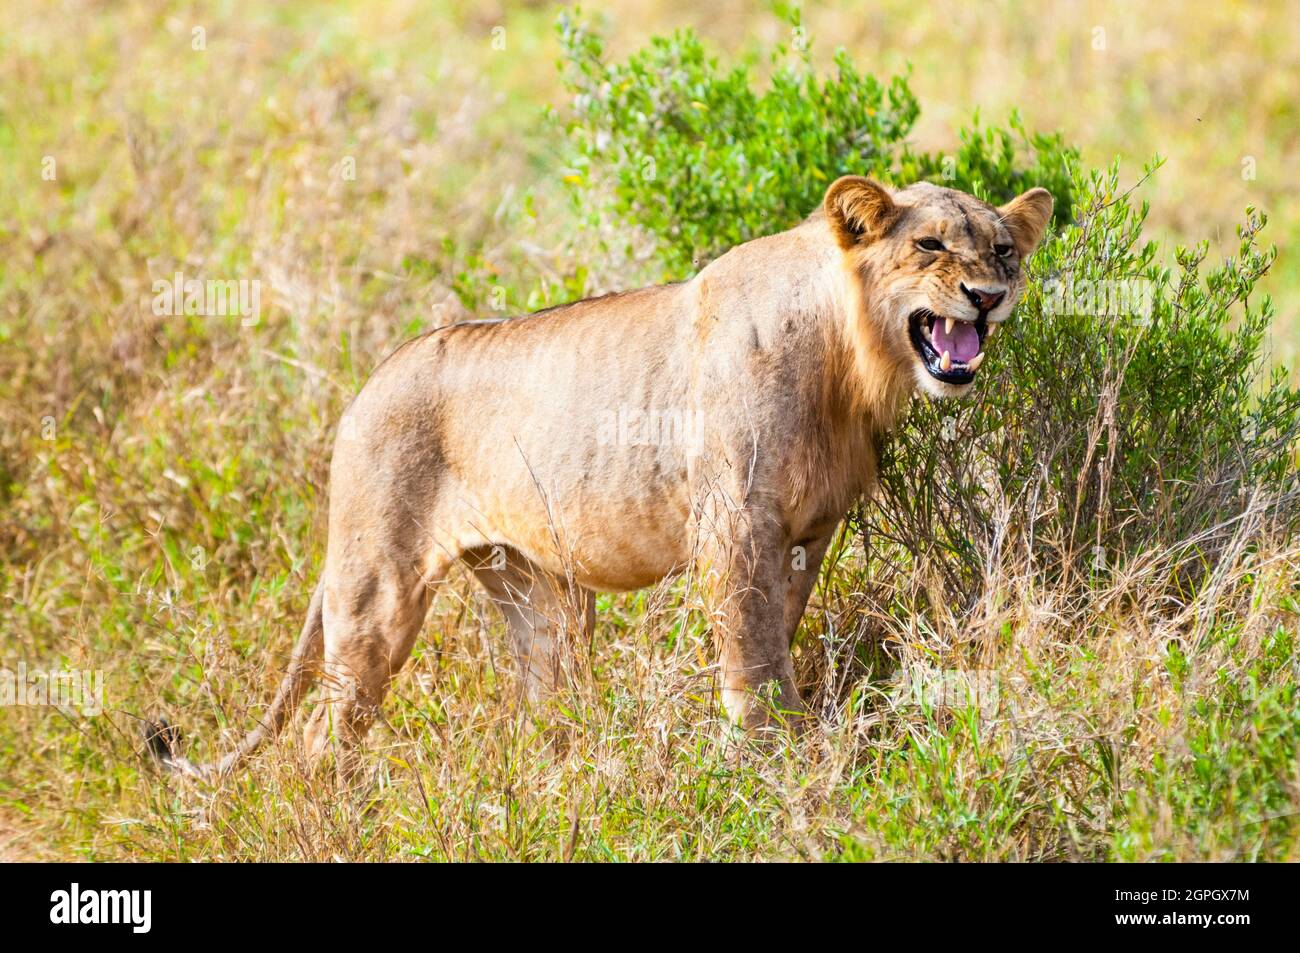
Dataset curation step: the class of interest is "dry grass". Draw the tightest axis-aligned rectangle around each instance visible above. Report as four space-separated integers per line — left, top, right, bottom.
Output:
5 493 1297 861
1 0 1298 861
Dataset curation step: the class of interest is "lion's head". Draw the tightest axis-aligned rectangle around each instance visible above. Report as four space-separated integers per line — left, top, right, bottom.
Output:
824 176 1053 398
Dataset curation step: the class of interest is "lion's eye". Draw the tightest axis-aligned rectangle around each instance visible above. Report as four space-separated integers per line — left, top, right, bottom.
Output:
917 238 945 252
994 243 1013 257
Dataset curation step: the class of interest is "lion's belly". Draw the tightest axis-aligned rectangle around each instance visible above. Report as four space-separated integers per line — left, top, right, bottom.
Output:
480 501 691 593
528 522 688 592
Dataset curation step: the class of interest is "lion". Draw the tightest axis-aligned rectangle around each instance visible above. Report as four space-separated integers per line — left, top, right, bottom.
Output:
149 176 1052 780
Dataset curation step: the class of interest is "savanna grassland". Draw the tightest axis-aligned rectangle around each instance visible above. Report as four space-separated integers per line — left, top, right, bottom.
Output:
1 0 1298 862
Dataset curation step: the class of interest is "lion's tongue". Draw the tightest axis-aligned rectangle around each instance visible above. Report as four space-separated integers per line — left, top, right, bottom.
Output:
932 319 980 362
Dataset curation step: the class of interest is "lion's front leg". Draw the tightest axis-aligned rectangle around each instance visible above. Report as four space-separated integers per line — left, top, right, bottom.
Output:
783 529 835 646
695 504 804 730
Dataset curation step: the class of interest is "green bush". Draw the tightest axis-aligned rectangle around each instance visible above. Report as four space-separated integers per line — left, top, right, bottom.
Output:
557 14 1300 610
556 9 1075 278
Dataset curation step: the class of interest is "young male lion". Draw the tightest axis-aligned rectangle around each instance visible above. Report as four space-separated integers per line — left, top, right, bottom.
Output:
153 176 1052 779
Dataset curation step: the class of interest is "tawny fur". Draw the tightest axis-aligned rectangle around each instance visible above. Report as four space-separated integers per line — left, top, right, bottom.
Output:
154 177 1052 781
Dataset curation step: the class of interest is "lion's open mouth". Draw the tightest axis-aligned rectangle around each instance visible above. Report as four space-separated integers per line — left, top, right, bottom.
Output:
908 309 988 385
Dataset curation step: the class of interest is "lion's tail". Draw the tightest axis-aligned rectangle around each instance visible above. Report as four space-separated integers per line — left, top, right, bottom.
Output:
146 580 326 782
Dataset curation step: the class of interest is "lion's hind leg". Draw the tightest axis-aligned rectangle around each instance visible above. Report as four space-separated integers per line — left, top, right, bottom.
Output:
302 549 450 782
464 546 594 707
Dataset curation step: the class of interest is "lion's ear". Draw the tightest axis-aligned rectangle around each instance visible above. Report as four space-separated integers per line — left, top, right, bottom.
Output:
824 176 898 249
997 187 1054 257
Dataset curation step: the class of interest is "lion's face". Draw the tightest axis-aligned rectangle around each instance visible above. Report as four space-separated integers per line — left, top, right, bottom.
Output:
824 177 1054 398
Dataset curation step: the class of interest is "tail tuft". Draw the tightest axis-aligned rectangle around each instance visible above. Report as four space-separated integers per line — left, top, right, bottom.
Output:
143 714 214 781
143 579 325 782
143 716 181 762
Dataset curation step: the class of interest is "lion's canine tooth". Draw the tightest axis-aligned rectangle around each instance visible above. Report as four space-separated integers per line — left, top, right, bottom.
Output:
945 316 955 334
987 323 998 339
968 352 985 370
940 350 952 371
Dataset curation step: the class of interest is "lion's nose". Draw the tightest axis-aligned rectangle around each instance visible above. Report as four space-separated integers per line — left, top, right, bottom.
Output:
961 284 1006 313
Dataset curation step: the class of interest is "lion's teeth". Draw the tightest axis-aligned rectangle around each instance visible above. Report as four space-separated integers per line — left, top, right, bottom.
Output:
945 316 955 334
940 350 952 371
987 324 998 338
968 352 985 370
